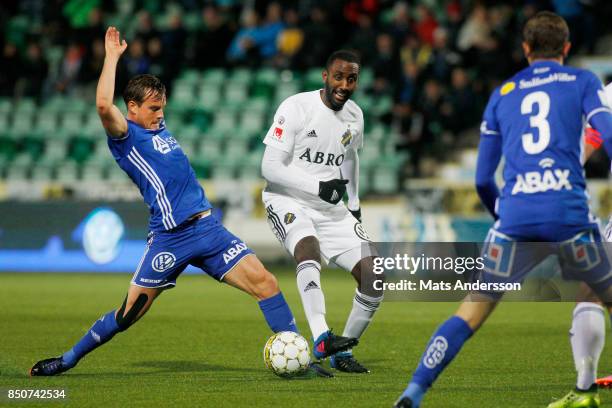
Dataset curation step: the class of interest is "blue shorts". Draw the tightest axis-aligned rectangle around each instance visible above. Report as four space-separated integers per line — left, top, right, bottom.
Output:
477 224 612 299
131 214 254 289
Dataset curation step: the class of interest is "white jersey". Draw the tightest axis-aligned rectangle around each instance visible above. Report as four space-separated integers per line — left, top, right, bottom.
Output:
262 90 364 209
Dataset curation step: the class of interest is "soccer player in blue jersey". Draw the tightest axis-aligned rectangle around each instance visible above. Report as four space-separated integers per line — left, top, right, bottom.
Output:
29 27 339 377
394 12 612 408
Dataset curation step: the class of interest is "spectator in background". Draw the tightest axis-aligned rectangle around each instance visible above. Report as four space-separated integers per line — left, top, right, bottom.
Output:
147 37 167 82
414 4 438 46
19 41 49 99
161 12 187 83
79 38 106 85
123 37 150 77
296 6 333 68
77 7 106 47
275 7 304 69
397 61 421 105
227 8 260 64
0 42 21 97
442 67 478 135
134 10 158 44
400 34 431 71
457 5 493 54
388 1 412 46
53 42 84 95
347 14 377 64
253 2 285 60
371 32 400 96
190 4 235 68
426 27 461 83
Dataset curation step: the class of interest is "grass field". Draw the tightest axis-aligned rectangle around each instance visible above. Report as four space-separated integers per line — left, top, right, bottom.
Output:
1 270 611 407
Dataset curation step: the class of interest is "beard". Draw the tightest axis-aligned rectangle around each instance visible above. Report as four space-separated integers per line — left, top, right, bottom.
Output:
324 81 349 111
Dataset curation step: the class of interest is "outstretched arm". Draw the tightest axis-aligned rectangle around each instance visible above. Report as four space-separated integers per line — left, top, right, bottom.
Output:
96 27 128 138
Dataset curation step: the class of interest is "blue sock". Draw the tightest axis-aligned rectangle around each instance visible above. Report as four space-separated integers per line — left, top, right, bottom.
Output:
403 316 473 406
62 310 120 367
258 292 298 333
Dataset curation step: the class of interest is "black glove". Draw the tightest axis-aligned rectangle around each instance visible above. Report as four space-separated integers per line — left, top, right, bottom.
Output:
349 207 361 222
318 179 349 204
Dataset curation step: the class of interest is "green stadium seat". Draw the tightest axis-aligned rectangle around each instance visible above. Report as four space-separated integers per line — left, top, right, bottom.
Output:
106 165 131 181
229 68 253 85
358 68 374 89
80 161 107 181
195 139 222 162
371 156 403 194
224 139 248 157
238 110 265 135
224 82 249 107
0 112 9 129
30 163 54 181
211 160 237 179
304 68 323 91
22 135 44 160
55 162 79 182
61 111 85 135
177 69 201 85
195 86 221 112
171 83 196 106
11 112 34 134
0 136 17 160
5 159 30 180
202 69 227 85
177 124 202 143
14 98 36 115
44 140 68 161
274 82 300 103
68 137 94 163
0 98 12 114
36 111 60 134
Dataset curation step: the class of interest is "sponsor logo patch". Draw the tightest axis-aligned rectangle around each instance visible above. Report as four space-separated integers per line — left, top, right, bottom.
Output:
500 82 515 96
278 116 285 125
274 127 283 140
152 252 176 272
304 281 319 292
423 336 448 369
341 128 353 146
284 213 296 225
223 242 249 264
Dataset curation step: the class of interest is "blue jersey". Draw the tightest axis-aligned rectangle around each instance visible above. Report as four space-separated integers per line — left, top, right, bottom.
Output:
108 120 211 232
480 61 611 233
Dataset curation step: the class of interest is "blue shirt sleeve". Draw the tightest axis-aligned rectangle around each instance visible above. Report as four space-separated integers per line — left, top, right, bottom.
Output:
475 90 502 219
106 121 134 160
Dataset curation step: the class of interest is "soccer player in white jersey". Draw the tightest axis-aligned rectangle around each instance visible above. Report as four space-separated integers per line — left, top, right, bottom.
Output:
260 50 382 374
579 81 612 390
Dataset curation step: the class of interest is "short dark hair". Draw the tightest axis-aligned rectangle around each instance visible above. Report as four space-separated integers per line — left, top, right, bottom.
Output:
122 74 166 106
325 49 361 70
523 11 569 59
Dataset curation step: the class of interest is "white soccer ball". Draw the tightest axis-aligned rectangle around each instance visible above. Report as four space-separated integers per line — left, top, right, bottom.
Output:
263 331 310 377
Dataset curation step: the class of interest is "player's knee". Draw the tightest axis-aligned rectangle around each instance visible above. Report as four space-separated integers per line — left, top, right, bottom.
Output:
115 293 149 332
353 257 384 298
294 236 321 264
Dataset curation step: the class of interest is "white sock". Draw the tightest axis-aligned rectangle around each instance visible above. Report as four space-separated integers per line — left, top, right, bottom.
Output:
342 289 383 349
570 302 605 390
296 260 328 340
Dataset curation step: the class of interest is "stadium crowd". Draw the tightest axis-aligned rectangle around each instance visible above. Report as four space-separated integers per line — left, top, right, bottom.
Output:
0 0 610 177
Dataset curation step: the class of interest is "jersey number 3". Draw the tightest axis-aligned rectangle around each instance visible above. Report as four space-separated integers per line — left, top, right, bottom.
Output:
520 91 551 154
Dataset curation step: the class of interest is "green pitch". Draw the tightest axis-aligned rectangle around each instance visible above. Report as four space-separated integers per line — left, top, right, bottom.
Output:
0 271 610 407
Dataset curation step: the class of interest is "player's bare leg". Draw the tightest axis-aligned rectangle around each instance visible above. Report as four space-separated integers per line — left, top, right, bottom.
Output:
332 255 383 373
30 285 163 376
395 295 497 407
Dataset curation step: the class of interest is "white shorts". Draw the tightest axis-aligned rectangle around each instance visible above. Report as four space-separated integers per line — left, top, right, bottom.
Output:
263 193 375 270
